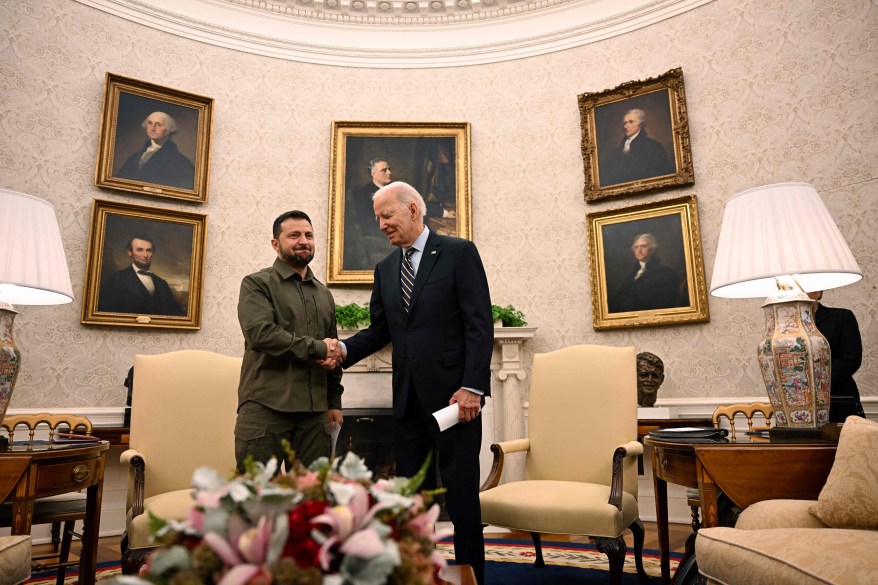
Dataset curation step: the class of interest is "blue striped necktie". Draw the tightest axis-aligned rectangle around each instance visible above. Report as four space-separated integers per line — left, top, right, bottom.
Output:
401 247 416 312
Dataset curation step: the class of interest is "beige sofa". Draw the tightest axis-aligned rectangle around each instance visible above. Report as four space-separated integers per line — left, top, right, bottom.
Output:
0 535 31 584
696 416 878 585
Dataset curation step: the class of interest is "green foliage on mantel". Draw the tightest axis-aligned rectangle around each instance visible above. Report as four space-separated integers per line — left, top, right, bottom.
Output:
335 302 370 330
491 304 527 327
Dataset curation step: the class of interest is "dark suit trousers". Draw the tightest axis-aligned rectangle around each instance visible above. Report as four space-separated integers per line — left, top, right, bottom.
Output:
396 384 485 584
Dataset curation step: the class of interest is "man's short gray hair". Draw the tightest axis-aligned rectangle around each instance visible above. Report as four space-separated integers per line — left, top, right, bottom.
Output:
632 233 657 249
368 158 388 172
626 108 647 127
374 181 426 217
142 112 178 134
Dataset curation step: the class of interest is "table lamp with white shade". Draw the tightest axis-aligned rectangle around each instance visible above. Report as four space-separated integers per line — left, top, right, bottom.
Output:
710 182 862 431
0 189 74 445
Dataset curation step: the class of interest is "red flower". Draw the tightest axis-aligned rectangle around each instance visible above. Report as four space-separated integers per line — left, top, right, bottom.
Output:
284 500 330 568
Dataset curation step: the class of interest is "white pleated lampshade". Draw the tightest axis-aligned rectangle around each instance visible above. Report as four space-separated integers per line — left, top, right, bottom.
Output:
710 182 862 298
0 188 74 305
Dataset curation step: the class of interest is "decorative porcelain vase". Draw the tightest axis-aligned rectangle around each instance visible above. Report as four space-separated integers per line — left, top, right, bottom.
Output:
757 299 830 428
0 304 22 425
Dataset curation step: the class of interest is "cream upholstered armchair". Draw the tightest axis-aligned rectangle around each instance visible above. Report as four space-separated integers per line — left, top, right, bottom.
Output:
120 350 242 574
479 344 649 585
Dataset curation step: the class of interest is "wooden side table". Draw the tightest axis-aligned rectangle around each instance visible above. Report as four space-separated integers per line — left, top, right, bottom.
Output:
645 435 836 584
0 441 109 585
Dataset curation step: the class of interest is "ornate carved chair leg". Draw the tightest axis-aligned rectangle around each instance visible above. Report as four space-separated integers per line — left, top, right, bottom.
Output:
593 535 626 585
691 505 701 532
51 522 61 552
529 532 545 568
628 518 650 581
122 547 153 575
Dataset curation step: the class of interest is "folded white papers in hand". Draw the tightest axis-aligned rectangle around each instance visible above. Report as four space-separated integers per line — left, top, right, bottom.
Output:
330 423 342 458
433 403 460 432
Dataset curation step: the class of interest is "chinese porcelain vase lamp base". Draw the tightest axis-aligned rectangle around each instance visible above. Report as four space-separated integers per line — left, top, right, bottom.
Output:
0 302 21 448
757 285 830 429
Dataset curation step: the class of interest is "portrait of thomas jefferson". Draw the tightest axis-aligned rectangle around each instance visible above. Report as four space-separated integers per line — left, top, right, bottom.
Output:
602 217 690 314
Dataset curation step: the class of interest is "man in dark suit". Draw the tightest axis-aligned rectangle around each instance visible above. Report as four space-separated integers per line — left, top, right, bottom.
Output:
608 233 687 313
600 108 675 187
344 158 395 270
330 181 493 584
116 111 195 189
98 235 185 316
808 291 865 420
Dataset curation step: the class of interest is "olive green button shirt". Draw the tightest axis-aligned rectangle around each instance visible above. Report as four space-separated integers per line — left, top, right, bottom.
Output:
237 258 343 413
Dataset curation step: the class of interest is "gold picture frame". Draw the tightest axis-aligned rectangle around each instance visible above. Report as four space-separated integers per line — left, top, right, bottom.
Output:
81 199 207 329
578 67 694 202
327 121 473 284
95 73 213 203
587 195 709 330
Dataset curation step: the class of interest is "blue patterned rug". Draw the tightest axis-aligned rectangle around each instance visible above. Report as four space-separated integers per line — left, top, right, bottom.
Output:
438 537 681 584
28 539 680 583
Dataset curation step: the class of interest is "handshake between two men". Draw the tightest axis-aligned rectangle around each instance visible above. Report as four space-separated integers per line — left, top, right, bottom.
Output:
315 338 345 370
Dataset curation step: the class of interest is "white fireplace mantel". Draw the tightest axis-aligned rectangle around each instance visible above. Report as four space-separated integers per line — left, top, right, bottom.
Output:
489 326 537 481
337 326 538 482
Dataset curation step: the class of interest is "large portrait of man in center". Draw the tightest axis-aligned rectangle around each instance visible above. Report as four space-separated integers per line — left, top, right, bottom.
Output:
81 199 207 330
327 121 473 285
587 195 709 330
578 67 694 202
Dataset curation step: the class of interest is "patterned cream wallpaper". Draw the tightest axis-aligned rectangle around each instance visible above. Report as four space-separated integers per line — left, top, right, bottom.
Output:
1 0 875 408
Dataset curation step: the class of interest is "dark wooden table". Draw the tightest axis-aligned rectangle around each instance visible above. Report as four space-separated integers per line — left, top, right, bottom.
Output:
645 434 837 584
91 425 130 446
0 441 109 585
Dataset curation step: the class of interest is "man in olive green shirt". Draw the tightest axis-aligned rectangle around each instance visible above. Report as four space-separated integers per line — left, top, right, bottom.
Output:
235 210 343 471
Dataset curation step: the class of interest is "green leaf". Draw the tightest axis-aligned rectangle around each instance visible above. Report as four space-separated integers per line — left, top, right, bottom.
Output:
336 302 371 329
490 304 527 327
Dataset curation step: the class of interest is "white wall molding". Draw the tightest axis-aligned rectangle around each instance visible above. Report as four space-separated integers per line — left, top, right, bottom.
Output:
5 407 126 427
72 0 715 67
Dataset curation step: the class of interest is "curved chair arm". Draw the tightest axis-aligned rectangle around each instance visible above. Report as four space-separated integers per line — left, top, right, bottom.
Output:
479 438 531 492
608 441 643 510
120 449 147 519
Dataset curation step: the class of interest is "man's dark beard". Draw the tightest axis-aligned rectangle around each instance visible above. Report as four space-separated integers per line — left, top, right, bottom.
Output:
280 248 313 268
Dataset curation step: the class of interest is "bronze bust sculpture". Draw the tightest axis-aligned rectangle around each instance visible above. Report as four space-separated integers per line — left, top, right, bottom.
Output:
636 351 665 407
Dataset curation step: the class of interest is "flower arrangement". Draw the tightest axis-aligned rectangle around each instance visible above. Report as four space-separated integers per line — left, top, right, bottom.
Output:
117 450 450 585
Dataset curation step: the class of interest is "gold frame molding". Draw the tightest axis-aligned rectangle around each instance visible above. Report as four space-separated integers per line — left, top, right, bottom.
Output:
95 73 213 203
327 121 472 285
81 199 207 330
587 194 709 330
578 67 694 202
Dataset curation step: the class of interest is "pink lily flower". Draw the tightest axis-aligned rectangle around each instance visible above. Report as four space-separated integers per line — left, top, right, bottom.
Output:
217 564 261 585
238 516 272 564
204 532 242 566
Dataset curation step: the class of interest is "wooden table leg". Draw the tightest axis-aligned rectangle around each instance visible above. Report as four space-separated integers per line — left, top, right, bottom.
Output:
10 500 34 535
652 463 671 584
696 459 719 528
79 461 106 585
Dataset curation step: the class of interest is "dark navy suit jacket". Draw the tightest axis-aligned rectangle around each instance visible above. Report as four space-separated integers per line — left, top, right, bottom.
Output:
342 230 493 418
